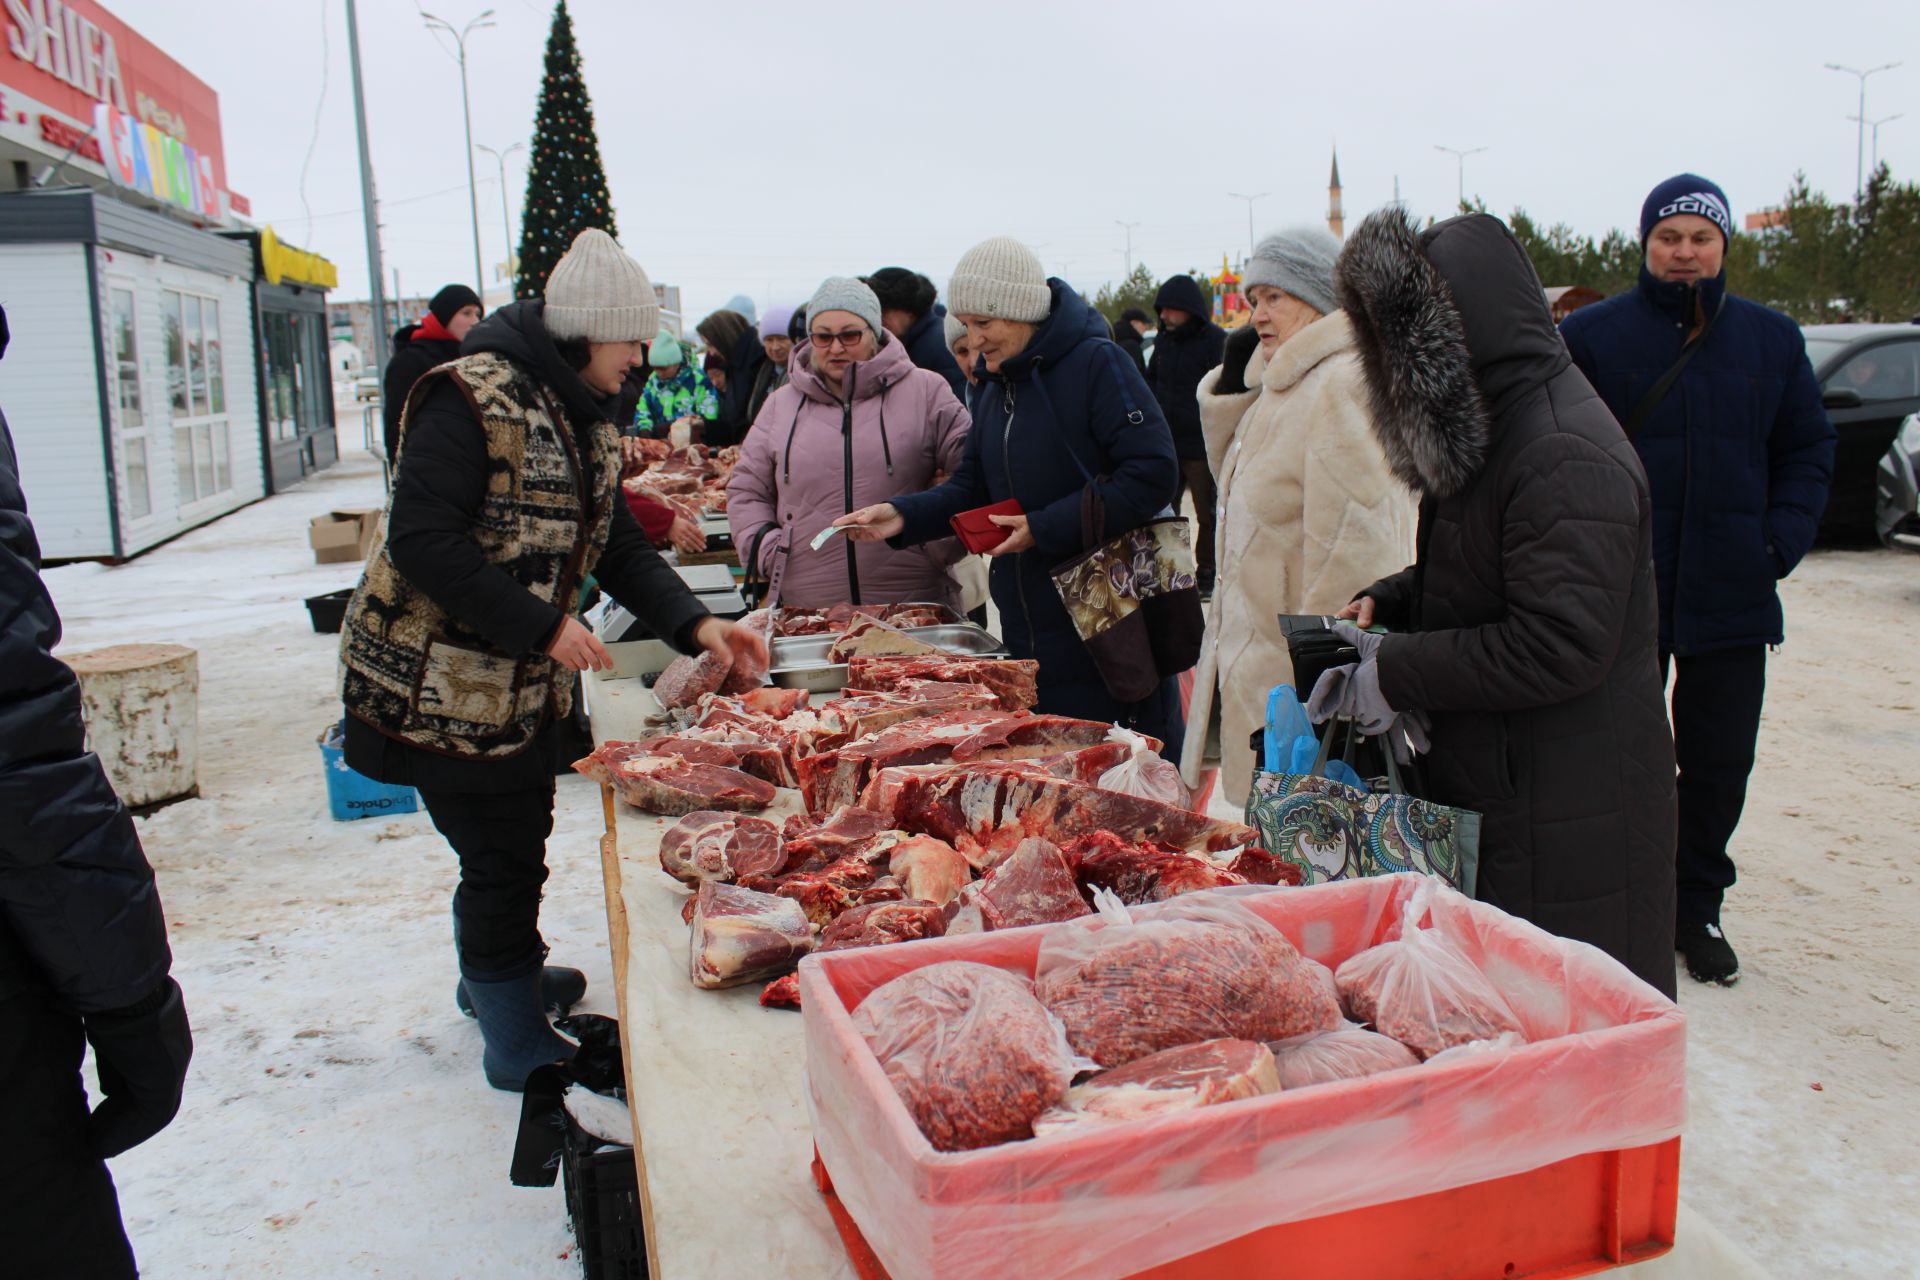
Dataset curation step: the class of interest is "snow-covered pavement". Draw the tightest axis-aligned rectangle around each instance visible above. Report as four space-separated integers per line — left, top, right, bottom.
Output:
34 439 1920 1277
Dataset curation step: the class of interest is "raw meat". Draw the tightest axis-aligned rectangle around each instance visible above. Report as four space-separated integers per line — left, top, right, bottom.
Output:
780 807 908 872
855 744 1134 823
1334 921 1525 1061
820 899 947 951
663 727 798 789
871 766 1261 859
657 812 784 885
1227 848 1304 886
1064 830 1249 905
799 710 1116 813
851 961 1075 1152
1032 1039 1280 1136
573 743 775 815
742 856 880 928
1035 895 1343 1067
654 650 734 710
973 838 1091 929
846 655 1040 711
887 836 971 908
810 684 1001 750
826 618 941 662
1265 1027 1420 1089
759 972 802 1009
718 610 775 695
688 881 813 990
739 686 807 719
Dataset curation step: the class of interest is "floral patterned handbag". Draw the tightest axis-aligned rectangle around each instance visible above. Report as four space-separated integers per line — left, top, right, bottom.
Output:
1048 349 1205 703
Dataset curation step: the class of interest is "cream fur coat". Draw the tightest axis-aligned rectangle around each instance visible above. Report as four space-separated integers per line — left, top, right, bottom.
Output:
1179 310 1417 803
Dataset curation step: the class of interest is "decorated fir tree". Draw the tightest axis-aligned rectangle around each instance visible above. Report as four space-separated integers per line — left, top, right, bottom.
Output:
515 0 618 298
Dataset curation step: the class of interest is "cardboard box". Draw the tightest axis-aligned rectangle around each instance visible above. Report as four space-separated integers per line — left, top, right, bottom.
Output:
308 508 383 564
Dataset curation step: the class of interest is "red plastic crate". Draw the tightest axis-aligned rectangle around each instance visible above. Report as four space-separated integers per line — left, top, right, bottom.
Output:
799 876 1686 1280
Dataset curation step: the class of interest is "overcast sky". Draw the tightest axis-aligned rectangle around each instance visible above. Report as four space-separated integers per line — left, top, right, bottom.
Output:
113 0 1919 330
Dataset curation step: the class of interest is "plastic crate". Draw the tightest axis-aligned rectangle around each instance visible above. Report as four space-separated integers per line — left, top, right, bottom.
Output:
305 588 354 634
317 725 418 821
562 1121 646 1280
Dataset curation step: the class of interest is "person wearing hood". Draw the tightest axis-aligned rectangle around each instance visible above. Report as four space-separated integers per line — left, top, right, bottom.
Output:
1180 229 1416 804
745 304 797 426
1559 174 1835 986
1147 273 1227 593
695 308 766 448
1 306 192 1278
1324 206 1678 999
381 283 482 460
836 237 1185 757
865 266 967 401
633 331 719 441
339 230 767 1091
1114 306 1151 377
727 277 970 610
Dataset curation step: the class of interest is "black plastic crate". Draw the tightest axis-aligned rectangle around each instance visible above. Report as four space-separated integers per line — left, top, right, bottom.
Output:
562 1118 646 1279
305 588 355 634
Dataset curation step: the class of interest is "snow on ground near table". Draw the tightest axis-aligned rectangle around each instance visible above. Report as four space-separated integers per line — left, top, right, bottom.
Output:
34 436 1918 1278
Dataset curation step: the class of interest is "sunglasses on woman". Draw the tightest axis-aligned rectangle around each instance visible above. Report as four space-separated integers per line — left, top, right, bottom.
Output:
809 329 868 350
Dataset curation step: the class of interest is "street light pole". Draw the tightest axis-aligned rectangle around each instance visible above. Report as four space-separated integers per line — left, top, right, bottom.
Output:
344 0 389 378
1434 144 1488 210
424 8 496 295
477 141 525 293
1847 112 1903 176
1825 62 1900 198
1226 193 1267 261
1115 220 1140 276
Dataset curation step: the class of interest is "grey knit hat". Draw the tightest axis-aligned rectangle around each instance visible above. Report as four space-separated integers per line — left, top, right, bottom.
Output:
544 228 660 343
943 311 967 350
947 237 1051 322
1242 227 1342 316
806 276 883 337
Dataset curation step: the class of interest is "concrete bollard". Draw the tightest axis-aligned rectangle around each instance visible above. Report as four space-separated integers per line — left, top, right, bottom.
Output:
63 643 200 810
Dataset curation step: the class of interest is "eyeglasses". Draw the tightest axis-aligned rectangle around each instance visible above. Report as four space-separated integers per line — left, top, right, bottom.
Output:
809 329 868 350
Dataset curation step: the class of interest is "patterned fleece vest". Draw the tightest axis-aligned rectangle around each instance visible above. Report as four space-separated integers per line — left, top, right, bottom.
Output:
340 351 621 759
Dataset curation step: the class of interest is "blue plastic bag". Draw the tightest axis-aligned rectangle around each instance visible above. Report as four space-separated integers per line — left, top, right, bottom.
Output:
1263 686 1366 787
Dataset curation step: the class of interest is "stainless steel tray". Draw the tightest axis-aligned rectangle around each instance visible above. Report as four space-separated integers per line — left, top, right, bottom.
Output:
768 622 1009 691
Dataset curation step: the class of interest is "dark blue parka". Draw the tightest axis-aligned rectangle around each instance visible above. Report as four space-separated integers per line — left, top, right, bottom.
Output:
1560 269 1835 656
902 306 967 402
891 280 1185 753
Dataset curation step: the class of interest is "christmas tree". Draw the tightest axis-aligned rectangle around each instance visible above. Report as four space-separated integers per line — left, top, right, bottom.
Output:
515 0 618 298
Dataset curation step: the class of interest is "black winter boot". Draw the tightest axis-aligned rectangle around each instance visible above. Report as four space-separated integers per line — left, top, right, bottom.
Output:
452 903 587 1017
1676 922 1740 986
460 967 578 1091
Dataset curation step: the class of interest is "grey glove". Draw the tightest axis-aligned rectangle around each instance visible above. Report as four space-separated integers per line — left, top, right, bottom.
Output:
1305 659 1396 735
1331 620 1383 663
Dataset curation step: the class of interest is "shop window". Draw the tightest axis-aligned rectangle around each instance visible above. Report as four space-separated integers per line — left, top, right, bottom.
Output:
109 287 151 519
163 287 235 505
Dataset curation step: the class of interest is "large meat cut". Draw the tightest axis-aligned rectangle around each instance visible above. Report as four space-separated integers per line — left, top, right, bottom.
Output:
575 740 777 815
658 812 784 884
1035 896 1342 1067
780 806 908 872
809 684 1001 750
1265 1027 1421 1089
1031 1038 1280 1136
797 710 1118 813
741 856 886 928
825 618 941 663
887 837 971 907
654 649 733 710
967 837 1091 930
855 742 1134 826
1065 830 1252 904
851 961 1075 1152
846 655 1040 711
688 881 813 989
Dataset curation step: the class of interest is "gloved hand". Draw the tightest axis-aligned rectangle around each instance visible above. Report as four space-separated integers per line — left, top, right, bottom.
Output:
1212 324 1262 396
84 976 193 1158
1306 659 1398 736
1331 620 1383 663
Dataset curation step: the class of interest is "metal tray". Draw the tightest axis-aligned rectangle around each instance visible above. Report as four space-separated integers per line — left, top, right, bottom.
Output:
768 622 1009 692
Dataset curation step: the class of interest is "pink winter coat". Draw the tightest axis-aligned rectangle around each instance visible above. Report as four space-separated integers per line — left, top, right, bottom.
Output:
728 335 970 609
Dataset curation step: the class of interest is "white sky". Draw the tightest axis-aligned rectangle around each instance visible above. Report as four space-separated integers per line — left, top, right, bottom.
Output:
110 0 1920 328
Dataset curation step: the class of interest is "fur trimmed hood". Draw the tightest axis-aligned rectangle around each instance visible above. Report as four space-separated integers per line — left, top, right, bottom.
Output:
1336 208 1568 497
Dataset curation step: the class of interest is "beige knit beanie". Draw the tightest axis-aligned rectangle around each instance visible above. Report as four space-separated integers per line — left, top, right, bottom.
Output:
544 228 660 343
947 236 1051 322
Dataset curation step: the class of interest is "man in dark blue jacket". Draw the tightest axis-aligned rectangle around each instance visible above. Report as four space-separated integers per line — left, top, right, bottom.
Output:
0 306 193 1276
864 266 967 401
1148 274 1227 593
1561 174 1835 986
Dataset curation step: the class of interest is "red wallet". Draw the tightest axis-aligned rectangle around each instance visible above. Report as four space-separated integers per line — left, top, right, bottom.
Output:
949 498 1025 554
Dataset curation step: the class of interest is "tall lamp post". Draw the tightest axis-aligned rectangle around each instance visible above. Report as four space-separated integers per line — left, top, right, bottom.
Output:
344 0 389 379
477 141 525 292
1825 62 1900 199
1434 144 1487 210
423 7 496 295
1226 193 1267 261
1846 111 1903 177
1115 220 1140 276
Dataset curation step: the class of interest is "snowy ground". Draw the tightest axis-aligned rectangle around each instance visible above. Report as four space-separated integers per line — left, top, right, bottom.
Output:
35 435 1920 1278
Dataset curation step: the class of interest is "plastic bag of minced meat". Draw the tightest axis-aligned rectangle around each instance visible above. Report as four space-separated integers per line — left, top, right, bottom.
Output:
1035 891 1342 1068
654 649 733 710
1334 879 1525 1060
1265 1026 1421 1089
851 960 1076 1152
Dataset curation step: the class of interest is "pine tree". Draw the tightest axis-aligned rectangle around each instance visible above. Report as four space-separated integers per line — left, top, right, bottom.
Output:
515 0 618 298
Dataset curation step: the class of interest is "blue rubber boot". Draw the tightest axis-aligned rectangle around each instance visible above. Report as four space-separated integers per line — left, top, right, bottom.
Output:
460 964 578 1091
452 903 587 1017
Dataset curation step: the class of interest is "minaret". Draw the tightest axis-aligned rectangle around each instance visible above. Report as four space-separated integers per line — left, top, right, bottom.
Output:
1328 147 1345 239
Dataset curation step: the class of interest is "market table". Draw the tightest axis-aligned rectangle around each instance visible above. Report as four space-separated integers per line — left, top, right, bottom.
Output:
579 668 1769 1280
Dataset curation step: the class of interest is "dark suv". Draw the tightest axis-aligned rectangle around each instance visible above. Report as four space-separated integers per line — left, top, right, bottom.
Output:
1801 322 1920 539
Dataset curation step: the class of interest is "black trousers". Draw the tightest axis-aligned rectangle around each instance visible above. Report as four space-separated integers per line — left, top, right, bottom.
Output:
1174 458 1217 580
1660 645 1769 926
416 782 558 978
0 988 138 1279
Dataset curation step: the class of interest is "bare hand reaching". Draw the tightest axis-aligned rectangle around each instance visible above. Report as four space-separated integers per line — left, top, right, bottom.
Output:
668 513 707 556
835 503 905 542
1336 596 1377 629
546 615 613 672
694 616 770 671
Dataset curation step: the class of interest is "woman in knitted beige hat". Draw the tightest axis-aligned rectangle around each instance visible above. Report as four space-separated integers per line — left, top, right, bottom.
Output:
837 236 1189 758
339 228 767 1092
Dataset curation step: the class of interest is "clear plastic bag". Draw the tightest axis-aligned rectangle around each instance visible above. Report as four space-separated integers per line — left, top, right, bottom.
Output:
1035 891 1342 1067
1265 1026 1420 1089
1334 879 1524 1060
1096 726 1191 808
850 960 1076 1152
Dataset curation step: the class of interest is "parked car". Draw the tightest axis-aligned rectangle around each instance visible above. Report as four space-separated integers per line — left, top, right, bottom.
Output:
1801 322 1920 539
353 371 380 402
1877 412 1920 550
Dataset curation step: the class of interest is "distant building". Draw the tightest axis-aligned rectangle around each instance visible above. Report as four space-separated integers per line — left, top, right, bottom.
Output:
329 296 432 370
1544 285 1605 323
1745 208 1787 231
1328 148 1345 240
